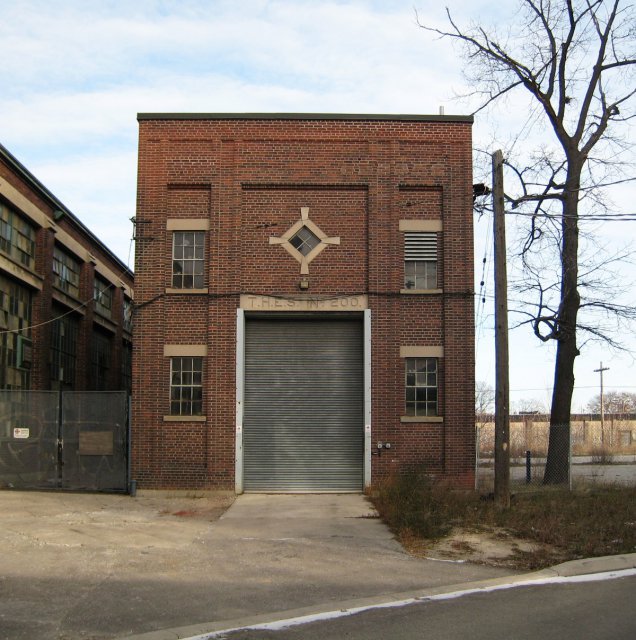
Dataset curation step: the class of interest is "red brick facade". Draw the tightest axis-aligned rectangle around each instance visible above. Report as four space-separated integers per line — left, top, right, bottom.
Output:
133 114 475 491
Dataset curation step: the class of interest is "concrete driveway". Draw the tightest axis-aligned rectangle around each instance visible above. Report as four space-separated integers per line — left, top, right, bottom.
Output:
0 491 514 639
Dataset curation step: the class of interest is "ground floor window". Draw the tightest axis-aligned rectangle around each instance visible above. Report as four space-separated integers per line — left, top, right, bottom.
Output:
0 274 32 390
50 310 79 390
90 330 112 390
122 340 132 393
170 356 203 416
405 357 438 416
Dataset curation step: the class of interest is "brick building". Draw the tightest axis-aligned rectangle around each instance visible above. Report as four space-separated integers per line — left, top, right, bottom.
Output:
132 113 475 492
0 143 133 392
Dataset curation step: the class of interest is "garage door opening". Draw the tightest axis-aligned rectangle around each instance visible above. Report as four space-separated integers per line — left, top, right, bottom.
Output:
240 315 364 492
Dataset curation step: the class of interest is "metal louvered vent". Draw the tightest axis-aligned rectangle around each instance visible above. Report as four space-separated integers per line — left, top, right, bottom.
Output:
404 232 437 261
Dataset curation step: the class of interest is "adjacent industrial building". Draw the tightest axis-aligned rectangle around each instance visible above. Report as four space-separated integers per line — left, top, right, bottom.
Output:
0 143 133 392
132 113 475 492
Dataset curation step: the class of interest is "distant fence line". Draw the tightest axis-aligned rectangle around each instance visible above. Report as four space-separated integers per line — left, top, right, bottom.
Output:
476 413 636 456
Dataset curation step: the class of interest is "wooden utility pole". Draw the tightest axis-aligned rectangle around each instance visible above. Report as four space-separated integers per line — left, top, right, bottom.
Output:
492 150 510 508
594 362 609 446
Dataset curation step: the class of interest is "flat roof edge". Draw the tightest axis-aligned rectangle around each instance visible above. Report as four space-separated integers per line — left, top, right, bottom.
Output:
137 112 473 123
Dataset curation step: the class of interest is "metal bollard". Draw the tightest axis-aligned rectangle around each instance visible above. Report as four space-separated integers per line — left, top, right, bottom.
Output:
526 450 532 484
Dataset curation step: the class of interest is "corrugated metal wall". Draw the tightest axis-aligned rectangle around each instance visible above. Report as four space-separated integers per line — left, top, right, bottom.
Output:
243 317 364 491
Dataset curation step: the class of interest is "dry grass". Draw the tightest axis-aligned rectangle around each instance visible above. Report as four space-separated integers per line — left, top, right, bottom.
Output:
368 469 636 569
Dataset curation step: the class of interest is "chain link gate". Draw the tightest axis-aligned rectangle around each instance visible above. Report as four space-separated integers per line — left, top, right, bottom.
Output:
0 390 129 492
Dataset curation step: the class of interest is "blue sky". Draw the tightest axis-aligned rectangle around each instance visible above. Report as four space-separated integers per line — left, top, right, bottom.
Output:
1 0 634 410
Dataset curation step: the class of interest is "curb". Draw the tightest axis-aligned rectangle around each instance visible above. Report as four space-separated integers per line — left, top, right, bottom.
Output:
121 553 636 640
531 553 636 578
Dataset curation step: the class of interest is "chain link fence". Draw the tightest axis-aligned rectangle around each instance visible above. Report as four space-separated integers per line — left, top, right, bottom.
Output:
476 416 636 491
0 390 129 492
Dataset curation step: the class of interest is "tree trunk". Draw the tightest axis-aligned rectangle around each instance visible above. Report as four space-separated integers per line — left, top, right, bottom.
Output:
544 163 581 484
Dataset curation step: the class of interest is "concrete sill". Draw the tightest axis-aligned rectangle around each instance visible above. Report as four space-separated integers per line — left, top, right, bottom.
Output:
400 289 443 295
400 416 444 423
163 415 207 422
165 288 209 295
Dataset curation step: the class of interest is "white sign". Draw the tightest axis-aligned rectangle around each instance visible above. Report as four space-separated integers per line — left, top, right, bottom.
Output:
13 427 30 439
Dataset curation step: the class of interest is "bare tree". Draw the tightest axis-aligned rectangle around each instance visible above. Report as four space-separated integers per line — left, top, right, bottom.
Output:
419 0 636 483
514 397 547 414
475 380 496 416
587 390 636 413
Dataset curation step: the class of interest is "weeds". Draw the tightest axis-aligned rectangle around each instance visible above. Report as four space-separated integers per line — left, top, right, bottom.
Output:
369 469 636 568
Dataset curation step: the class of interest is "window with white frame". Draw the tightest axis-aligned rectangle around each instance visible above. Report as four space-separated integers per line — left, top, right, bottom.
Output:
170 356 203 416
172 231 205 289
404 232 437 290
405 357 438 416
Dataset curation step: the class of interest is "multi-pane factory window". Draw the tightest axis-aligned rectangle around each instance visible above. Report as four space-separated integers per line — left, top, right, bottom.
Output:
0 202 36 270
52 245 81 298
0 273 32 390
50 311 79 390
93 277 112 318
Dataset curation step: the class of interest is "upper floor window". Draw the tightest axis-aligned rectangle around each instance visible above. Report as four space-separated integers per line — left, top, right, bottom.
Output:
404 232 437 290
0 201 36 270
123 297 133 333
52 245 81 297
172 231 205 289
93 277 112 318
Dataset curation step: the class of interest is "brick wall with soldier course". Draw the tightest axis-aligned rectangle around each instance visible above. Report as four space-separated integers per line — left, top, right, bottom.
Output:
132 113 475 491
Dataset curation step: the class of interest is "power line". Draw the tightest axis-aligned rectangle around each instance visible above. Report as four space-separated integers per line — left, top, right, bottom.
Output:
504 209 636 221
0 263 134 337
478 207 636 222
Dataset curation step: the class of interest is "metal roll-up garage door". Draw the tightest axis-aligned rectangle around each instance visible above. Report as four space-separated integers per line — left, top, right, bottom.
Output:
244 317 364 491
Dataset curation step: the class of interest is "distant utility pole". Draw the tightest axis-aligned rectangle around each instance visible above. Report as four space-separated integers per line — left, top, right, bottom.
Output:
492 150 510 508
594 362 610 446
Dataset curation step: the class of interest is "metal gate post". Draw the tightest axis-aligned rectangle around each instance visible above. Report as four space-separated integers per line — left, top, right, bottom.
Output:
127 394 134 495
56 389 63 488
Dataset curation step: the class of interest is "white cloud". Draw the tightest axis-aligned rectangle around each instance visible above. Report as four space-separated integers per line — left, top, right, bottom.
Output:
29 151 138 265
1 0 634 402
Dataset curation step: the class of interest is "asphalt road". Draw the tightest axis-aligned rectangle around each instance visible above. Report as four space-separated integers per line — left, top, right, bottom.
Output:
219 574 636 640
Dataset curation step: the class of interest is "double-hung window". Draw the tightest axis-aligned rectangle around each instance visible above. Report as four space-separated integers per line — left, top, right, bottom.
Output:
404 232 437 290
405 357 438 416
170 356 203 416
172 231 205 289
